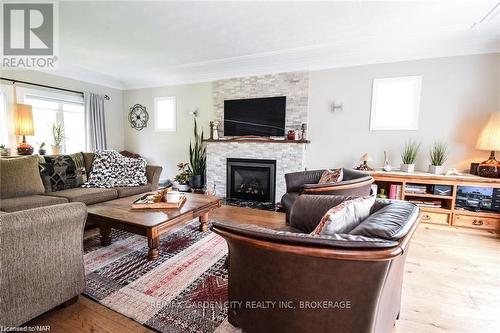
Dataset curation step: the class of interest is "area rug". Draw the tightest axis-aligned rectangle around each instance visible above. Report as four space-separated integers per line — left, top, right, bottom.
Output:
222 198 276 211
83 220 237 333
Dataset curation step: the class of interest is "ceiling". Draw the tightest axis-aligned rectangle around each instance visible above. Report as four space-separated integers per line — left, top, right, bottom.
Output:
51 1 500 89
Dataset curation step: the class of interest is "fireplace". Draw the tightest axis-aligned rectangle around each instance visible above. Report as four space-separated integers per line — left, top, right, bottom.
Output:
227 158 276 203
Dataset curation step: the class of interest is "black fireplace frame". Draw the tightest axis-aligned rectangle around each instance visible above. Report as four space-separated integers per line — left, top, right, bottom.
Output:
226 158 277 203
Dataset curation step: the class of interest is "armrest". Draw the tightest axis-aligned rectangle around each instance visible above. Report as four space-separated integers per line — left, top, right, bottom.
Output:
285 169 324 192
0 203 87 326
146 165 163 190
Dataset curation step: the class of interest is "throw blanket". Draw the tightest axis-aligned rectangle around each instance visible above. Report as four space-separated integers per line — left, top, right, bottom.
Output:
83 150 147 188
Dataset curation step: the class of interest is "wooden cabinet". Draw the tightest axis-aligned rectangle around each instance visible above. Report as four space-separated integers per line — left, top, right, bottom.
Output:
453 214 500 231
371 171 500 232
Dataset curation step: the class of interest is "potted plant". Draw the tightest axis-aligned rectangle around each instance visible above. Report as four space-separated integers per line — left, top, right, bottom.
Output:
38 142 46 155
401 140 420 173
0 144 9 157
189 119 206 189
52 123 64 155
174 162 191 191
429 141 448 175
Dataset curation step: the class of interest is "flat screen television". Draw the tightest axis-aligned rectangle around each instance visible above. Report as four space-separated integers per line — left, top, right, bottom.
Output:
224 96 286 137
455 186 498 212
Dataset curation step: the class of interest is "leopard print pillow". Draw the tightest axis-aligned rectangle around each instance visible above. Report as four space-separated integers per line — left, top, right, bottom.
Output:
82 150 147 188
318 168 343 184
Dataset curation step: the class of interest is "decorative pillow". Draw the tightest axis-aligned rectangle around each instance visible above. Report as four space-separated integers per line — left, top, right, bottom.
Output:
318 168 343 184
39 153 87 192
0 156 45 199
311 196 375 235
83 150 147 188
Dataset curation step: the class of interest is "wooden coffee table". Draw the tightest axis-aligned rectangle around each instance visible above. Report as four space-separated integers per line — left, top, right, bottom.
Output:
86 192 221 260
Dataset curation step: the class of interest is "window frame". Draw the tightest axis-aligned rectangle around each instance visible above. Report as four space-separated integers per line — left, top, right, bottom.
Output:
154 96 177 132
369 75 422 131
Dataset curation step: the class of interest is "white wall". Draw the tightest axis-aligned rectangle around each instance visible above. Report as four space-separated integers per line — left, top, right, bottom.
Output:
123 82 214 180
307 53 500 172
0 70 124 150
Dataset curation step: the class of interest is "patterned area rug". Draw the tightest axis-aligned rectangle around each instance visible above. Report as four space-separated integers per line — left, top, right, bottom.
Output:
83 220 237 333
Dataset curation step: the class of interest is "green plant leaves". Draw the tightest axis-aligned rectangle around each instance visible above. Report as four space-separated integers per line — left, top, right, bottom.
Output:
189 119 206 175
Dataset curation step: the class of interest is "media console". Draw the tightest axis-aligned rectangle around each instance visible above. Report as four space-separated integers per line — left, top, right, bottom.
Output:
371 171 500 232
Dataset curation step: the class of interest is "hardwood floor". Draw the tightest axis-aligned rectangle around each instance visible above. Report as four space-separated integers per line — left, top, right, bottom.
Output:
27 205 500 333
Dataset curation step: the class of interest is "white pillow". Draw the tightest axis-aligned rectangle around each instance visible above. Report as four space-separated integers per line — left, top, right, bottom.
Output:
311 196 376 235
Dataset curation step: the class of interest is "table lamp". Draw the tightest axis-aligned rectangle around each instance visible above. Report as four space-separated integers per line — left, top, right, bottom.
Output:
476 112 500 178
15 104 35 155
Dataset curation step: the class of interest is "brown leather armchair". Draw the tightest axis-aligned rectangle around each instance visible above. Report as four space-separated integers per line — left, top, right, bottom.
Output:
212 195 421 333
281 168 374 222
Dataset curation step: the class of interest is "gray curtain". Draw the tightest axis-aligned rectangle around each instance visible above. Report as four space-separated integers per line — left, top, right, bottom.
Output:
85 92 107 151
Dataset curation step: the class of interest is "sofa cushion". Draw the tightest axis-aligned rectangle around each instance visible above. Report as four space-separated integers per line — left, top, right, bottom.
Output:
46 187 118 205
311 196 375 235
350 201 419 241
0 195 68 212
115 184 152 198
281 192 299 212
39 153 87 192
318 168 343 184
83 150 147 188
0 156 45 199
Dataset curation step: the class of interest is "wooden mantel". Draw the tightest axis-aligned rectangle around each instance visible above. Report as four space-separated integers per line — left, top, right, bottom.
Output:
203 138 310 144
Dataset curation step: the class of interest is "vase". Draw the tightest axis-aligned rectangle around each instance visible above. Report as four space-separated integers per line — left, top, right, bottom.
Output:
400 164 415 173
428 165 444 175
177 184 190 192
38 148 46 156
51 145 61 155
189 175 204 189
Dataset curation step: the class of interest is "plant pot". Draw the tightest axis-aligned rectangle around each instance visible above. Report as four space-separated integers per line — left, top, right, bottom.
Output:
177 184 190 192
38 148 46 156
428 165 444 175
189 175 204 189
400 164 415 173
51 145 61 155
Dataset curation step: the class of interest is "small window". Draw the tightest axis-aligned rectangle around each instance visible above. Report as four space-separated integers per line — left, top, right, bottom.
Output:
154 96 176 132
370 76 422 131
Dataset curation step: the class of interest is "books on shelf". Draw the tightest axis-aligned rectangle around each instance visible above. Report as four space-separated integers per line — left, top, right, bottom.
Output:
405 184 427 194
408 199 443 208
389 184 402 200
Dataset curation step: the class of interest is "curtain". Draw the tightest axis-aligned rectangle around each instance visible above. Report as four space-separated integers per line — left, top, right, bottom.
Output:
85 92 107 151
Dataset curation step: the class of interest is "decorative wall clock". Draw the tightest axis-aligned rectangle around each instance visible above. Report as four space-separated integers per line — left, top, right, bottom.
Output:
129 104 149 130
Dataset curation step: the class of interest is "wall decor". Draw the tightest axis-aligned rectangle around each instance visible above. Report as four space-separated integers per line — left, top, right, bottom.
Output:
129 104 149 131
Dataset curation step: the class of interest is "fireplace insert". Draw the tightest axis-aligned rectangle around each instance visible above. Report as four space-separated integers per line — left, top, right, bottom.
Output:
227 158 276 203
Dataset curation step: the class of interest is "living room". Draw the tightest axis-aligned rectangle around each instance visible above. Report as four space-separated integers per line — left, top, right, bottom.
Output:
0 1 499 333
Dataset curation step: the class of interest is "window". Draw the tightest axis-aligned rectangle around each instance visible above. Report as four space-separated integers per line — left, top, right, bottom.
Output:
0 91 8 145
154 96 176 132
370 76 422 131
21 89 85 154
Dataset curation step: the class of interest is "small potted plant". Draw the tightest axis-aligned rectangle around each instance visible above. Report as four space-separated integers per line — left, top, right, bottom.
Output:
38 142 46 155
0 144 9 157
174 162 191 192
401 140 420 173
52 123 64 155
429 141 448 175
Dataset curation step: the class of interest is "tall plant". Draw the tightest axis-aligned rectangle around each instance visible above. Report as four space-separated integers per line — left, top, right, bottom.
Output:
401 139 420 165
430 141 448 166
189 119 206 176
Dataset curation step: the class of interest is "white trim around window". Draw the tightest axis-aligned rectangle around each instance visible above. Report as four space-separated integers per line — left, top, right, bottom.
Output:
154 96 177 132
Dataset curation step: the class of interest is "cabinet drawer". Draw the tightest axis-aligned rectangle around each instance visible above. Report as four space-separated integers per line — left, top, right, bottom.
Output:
453 214 500 231
421 211 450 225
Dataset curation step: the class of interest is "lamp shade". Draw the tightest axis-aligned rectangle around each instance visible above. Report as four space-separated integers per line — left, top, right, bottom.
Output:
15 104 34 137
476 112 500 151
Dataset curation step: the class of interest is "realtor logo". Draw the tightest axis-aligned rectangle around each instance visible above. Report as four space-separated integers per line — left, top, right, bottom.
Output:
2 1 58 69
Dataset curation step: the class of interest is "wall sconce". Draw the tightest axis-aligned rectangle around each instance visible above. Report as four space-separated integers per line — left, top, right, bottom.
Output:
332 102 343 112
189 108 199 117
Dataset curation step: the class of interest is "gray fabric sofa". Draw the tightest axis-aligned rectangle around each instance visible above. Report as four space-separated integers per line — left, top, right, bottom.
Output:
0 203 87 327
0 153 162 212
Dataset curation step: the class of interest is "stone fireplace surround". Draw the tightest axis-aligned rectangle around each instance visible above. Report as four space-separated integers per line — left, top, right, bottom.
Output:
206 71 309 202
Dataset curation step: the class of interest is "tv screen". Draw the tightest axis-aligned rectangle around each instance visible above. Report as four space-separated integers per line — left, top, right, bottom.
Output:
224 96 286 137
